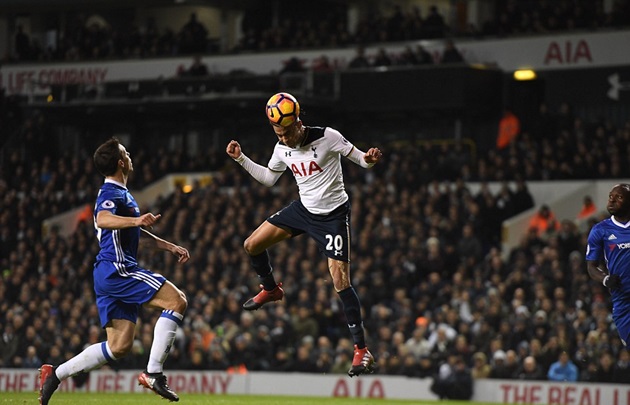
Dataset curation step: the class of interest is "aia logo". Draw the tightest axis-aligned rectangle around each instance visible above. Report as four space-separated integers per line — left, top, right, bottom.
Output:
291 161 323 177
544 39 592 65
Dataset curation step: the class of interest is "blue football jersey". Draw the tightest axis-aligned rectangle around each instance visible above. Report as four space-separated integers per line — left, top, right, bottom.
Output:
93 179 141 266
586 217 630 342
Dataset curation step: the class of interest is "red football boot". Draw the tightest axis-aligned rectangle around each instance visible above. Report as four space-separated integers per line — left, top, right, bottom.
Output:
242 282 284 311
348 345 376 377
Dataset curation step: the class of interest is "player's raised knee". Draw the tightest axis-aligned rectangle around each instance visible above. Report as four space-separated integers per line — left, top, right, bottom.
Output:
110 339 134 358
175 291 188 314
243 237 258 256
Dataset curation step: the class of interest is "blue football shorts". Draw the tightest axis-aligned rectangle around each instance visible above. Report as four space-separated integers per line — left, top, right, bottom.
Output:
93 261 166 328
267 199 351 263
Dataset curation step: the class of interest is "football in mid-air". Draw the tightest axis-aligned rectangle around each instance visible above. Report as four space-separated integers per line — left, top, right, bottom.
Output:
266 92 300 127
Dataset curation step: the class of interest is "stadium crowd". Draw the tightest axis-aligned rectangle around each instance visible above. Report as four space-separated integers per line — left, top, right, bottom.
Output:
1 100 630 384
7 0 630 63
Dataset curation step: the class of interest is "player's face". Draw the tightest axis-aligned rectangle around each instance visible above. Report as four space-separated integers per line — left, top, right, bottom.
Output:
271 121 302 148
607 185 630 217
119 144 133 174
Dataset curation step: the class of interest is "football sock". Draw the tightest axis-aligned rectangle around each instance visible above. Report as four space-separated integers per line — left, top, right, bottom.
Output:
147 310 183 374
56 342 116 380
338 287 366 349
250 250 277 291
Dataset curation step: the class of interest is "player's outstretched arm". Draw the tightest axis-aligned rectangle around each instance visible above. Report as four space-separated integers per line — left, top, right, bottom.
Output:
96 210 161 230
364 147 383 165
345 146 383 168
226 140 242 160
225 139 283 186
140 228 190 263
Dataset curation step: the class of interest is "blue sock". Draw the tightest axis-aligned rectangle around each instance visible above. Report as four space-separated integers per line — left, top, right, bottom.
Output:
338 287 366 348
250 250 277 291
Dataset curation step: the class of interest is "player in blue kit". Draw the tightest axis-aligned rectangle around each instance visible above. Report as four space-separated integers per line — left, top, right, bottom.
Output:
586 183 630 347
39 138 189 404
226 92 382 377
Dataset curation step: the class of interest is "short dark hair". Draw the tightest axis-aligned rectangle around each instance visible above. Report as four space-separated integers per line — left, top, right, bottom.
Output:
93 137 122 176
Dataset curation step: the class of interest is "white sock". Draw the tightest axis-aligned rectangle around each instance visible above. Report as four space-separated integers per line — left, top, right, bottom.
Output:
56 342 116 380
147 310 183 374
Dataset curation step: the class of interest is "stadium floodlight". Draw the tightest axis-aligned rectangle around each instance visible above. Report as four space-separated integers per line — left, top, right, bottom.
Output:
513 69 537 81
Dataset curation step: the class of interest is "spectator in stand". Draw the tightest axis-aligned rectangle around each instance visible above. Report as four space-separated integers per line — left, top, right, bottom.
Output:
528 205 560 238
580 360 600 382
471 352 491 379
279 56 306 74
185 55 210 77
424 6 447 38
293 344 319 373
14 24 32 61
22 345 42 369
489 350 512 379
577 195 597 219
372 47 393 67
440 39 464 64
456 222 483 267
496 110 520 150
430 355 473 400
514 356 545 380
414 44 434 65
330 349 352 374
503 350 520 378
547 351 579 382
347 46 370 69
590 351 616 382
178 12 208 54
405 325 431 359
413 355 432 378
1 324 19 367
311 55 333 72
397 46 418 65
614 350 630 382
512 178 535 214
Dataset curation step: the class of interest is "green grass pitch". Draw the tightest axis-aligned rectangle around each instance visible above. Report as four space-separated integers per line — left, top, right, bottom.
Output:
0 392 502 405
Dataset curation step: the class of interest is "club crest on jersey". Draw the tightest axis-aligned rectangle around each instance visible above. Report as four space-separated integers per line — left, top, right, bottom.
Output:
291 161 323 177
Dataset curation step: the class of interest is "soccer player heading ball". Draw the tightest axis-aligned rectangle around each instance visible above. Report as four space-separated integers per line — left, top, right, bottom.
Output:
226 92 382 377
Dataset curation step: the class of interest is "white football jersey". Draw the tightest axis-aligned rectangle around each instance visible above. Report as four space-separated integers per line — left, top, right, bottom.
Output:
268 126 354 214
